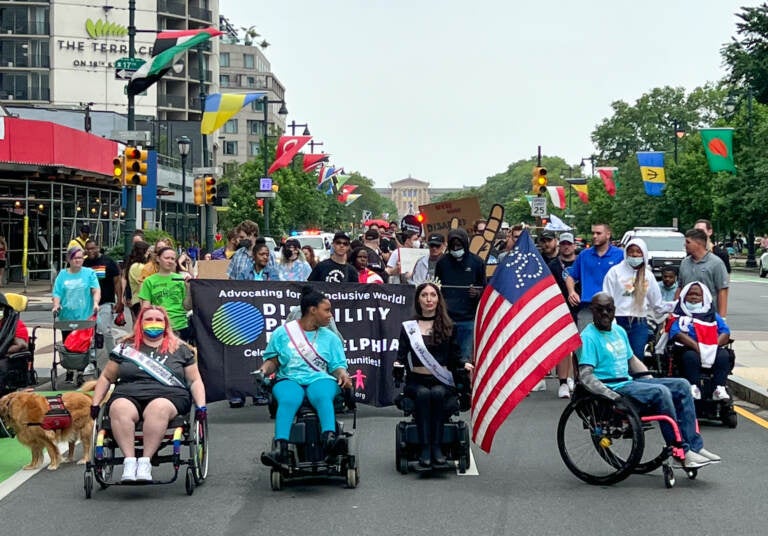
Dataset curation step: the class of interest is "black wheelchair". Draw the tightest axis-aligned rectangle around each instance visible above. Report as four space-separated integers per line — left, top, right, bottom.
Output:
83 405 209 497
256 373 359 490
557 383 702 488
393 369 472 474
0 293 38 401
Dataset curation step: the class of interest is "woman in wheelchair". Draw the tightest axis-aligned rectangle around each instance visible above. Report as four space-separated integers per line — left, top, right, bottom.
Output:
258 286 352 468
393 282 473 468
90 305 207 482
669 282 731 401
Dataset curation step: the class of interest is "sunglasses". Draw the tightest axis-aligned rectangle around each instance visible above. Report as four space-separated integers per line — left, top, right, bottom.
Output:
334 241 350 246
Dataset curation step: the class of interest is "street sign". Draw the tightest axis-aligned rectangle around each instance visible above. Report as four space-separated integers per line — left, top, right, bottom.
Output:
115 69 134 80
259 178 273 191
193 167 222 176
115 57 146 70
110 130 151 143
254 192 276 199
531 197 548 218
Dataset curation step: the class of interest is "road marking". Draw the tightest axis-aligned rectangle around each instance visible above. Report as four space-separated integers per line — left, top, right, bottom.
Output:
0 441 69 502
457 448 479 476
734 406 768 429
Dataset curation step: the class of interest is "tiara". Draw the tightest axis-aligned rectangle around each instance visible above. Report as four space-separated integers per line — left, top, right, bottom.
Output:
424 275 442 289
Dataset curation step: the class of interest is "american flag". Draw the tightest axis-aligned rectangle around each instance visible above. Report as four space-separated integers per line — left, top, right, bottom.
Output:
471 230 581 453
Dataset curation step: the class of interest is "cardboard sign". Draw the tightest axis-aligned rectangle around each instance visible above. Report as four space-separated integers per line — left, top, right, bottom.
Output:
196 259 230 280
419 197 482 238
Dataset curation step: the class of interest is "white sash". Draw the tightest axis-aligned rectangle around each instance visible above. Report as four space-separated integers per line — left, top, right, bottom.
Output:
403 320 455 387
285 320 328 373
113 344 186 389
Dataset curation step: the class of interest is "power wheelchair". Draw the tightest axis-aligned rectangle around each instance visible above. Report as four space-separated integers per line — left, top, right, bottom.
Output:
393 368 472 474
557 382 704 488
83 404 209 497
256 372 359 490
0 293 39 400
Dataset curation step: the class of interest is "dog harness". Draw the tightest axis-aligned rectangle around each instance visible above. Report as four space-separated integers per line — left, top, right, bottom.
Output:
29 395 73 431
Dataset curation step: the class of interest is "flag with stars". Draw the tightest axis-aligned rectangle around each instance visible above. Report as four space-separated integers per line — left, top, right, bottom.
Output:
471 230 581 453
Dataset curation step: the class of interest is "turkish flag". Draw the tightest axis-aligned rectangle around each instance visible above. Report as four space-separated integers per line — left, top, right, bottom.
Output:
267 136 311 175
302 153 329 173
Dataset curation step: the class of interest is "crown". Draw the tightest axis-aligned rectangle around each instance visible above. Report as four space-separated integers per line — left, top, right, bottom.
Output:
423 275 442 289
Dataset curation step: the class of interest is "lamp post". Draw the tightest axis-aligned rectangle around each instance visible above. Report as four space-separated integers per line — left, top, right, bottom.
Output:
560 167 574 215
673 120 686 164
261 95 288 237
308 140 324 153
287 120 310 136
580 155 596 177
177 136 191 248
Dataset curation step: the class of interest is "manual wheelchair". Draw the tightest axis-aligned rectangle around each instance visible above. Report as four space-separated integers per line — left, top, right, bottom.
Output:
0 293 39 400
259 375 359 490
557 383 703 488
393 369 472 474
83 405 209 498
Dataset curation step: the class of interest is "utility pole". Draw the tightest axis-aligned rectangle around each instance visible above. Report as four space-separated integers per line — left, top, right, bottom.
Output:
123 0 137 254
198 43 213 250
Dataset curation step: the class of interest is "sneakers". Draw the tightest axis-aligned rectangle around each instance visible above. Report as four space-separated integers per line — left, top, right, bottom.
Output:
121 457 137 482
135 457 152 482
713 386 730 401
682 450 712 469
229 398 244 408
690 385 702 400
83 363 96 376
532 379 547 392
64 370 75 384
566 377 575 392
558 383 571 399
695 448 721 462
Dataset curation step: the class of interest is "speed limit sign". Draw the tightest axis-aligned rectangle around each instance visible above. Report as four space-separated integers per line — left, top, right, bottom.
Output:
531 197 548 218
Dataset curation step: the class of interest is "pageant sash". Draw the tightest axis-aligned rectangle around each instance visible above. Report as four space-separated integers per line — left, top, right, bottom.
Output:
403 320 455 387
113 345 186 388
285 320 328 372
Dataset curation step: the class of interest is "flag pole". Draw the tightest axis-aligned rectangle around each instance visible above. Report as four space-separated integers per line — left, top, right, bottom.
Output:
198 42 213 252
124 0 137 255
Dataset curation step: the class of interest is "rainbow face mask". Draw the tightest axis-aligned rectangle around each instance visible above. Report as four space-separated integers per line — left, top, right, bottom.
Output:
142 321 165 339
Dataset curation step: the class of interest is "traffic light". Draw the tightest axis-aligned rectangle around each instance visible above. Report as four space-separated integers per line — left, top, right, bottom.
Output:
193 177 204 206
125 146 148 186
531 166 548 195
112 155 124 186
204 175 217 205
256 198 264 215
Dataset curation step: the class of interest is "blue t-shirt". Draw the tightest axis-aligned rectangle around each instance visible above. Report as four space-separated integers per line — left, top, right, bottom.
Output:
578 323 633 389
264 324 347 386
53 268 99 321
565 245 624 305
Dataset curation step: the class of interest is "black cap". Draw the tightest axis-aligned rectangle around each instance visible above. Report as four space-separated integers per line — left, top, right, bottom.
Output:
538 231 556 241
333 231 350 242
80 225 91 234
364 229 379 240
427 233 445 245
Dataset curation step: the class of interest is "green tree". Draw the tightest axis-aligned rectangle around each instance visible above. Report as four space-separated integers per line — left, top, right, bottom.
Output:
722 3 768 105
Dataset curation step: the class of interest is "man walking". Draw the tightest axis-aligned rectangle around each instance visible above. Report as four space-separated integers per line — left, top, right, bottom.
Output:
677 228 729 317
308 232 359 283
83 239 123 374
549 232 579 398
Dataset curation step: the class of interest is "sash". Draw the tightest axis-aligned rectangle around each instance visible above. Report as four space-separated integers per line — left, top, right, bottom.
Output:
403 320 455 387
113 344 187 388
285 320 328 373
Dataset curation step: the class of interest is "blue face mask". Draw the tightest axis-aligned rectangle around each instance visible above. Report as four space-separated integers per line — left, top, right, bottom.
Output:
626 256 644 268
684 301 703 313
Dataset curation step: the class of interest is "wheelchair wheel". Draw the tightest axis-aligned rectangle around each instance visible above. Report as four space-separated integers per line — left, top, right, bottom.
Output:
395 423 408 474
663 465 675 488
557 396 644 486
345 466 359 488
632 423 667 474
84 470 93 499
191 418 209 484
270 468 283 491
50 366 57 390
185 468 195 495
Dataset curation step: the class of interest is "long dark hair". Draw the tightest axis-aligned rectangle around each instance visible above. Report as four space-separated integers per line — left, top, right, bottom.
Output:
414 282 453 344
299 285 328 316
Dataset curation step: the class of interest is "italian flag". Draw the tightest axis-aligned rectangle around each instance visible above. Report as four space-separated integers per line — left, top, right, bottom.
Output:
128 27 223 96
546 186 566 209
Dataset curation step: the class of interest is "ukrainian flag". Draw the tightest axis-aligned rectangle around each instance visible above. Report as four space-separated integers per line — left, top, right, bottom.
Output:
201 93 264 135
636 151 666 196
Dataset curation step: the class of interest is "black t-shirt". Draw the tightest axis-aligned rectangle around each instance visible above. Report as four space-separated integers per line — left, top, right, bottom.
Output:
549 256 579 320
308 258 359 283
363 245 386 278
712 245 732 274
83 254 121 304
111 342 194 400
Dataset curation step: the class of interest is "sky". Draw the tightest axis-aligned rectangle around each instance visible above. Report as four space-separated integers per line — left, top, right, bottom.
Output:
220 0 753 189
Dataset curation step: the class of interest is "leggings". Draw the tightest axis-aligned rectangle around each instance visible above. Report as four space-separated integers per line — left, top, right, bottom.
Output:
404 373 448 446
272 378 339 440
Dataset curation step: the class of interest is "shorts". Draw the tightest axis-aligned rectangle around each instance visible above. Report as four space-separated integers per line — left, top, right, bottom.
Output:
108 392 191 417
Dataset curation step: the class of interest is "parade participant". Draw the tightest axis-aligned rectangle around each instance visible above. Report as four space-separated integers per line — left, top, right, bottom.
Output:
349 246 384 284
658 266 679 302
411 233 445 286
275 238 311 281
361 228 387 279
694 219 731 274
257 287 351 467
385 229 420 283
548 232 578 398
211 229 239 260
67 224 91 251
578 292 720 468
669 282 732 401
302 245 318 270
308 232 359 283
227 220 277 280
678 228 729 317
497 224 524 261
138 247 192 341
90 306 206 482
139 237 174 283
537 230 559 265
125 241 150 320
393 282 472 467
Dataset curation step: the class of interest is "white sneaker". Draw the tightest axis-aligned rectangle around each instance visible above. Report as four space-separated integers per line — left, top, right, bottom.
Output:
135 457 152 482
532 379 547 392
682 450 712 469
566 377 575 392
83 363 96 376
695 448 721 462
121 457 137 482
690 385 702 400
713 386 730 401
558 383 571 399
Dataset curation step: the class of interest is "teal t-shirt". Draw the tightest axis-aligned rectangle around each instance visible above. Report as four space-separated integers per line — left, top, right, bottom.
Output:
53 268 99 321
264 324 347 386
137 273 188 331
578 323 632 389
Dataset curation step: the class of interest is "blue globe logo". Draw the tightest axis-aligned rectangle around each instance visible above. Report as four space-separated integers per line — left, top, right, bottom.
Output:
211 301 265 346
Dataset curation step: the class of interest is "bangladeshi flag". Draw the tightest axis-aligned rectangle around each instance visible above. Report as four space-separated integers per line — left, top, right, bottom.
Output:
128 27 223 96
701 128 736 173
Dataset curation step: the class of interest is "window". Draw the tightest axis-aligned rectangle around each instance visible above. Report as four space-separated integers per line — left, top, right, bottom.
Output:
246 76 255 87
223 119 238 134
223 141 238 155
219 74 230 87
220 52 230 67
249 142 260 156
243 54 254 69
247 120 264 135
251 99 265 112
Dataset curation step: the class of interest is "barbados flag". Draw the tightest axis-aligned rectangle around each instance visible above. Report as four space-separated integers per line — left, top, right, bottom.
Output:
636 151 666 196
201 93 264 135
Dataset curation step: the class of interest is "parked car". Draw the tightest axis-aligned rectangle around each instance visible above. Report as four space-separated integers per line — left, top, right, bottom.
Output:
620 227 686 280
295 234 331 262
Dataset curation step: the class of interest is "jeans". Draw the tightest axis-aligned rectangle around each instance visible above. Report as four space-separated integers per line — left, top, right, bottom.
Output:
95 303 118 369
272 378 339 440
615 316 648 359
454 321 474 362
615 377 703 453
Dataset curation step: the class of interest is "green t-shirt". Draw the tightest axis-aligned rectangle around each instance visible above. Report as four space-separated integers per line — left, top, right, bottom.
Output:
137 273 188 331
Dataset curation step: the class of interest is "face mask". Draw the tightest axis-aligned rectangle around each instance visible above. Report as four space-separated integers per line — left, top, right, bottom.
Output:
684 301 703 313
142 321 165 339
450 249 465 259
626 256 644 268
412 240 421 249
238 239 252 250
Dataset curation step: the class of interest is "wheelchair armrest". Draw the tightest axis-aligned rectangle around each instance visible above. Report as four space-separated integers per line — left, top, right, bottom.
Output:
341 387 356 411
6 351 32 361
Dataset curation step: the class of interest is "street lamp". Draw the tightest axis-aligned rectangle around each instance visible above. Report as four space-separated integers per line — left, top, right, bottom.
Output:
673 119 686 164
560 167 575 215
580 155 596 177
287 120 310 136
261 95 288 237
308 140 324 153
177 135 191 248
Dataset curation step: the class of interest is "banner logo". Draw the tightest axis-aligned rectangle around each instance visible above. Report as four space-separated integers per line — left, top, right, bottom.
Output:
85 18 129 38
211 301 265 345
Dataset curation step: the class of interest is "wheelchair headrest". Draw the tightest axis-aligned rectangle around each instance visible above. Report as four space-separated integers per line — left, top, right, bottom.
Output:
0 294 27 313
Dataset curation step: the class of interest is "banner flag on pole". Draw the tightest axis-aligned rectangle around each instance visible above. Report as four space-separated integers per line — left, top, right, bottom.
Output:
471 230 580 453
546 186 566 209
596 167 618 196
636 151 666 196
302 153 329 173
566 178 589 203
268 136 311 175
201 93 264 135
700 128 736 173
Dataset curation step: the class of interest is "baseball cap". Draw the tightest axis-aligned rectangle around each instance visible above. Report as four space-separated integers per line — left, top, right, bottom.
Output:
333 231 350 243
559 232 575 244
538 231 556 241
501 221 510 230
364 229 379 240
427 233 445 246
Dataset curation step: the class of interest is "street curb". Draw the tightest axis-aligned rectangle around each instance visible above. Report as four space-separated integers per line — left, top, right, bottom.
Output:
728 376 768 409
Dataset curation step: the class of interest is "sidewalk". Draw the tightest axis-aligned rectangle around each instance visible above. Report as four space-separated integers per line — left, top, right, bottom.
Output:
2 280 52 311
